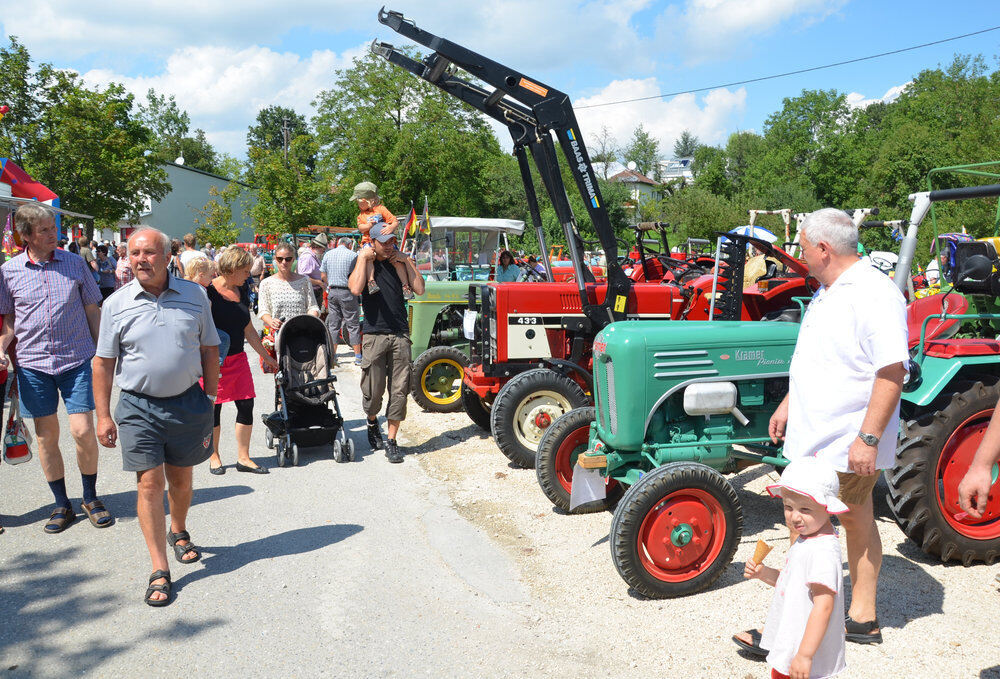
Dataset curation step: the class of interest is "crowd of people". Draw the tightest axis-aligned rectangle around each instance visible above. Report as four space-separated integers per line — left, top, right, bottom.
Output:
0 182 425 607
1 195 997 674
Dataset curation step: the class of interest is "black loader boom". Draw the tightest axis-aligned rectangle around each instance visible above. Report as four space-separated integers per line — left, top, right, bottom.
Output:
374 7 630 332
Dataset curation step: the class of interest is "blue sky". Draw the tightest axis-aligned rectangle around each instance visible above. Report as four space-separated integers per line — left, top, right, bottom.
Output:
4 1 999 160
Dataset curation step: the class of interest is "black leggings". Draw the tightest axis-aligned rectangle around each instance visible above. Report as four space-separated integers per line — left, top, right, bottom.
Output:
214 398 254 427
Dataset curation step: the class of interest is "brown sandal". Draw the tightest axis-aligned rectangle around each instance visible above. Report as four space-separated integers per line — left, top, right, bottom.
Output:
81 500 114 528
43 506 76 534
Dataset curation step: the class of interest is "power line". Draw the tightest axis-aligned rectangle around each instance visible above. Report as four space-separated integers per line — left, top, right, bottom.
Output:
577 24 1000 110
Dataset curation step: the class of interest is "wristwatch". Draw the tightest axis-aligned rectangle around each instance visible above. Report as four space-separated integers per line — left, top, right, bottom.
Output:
206 393 218 402
858 432 880 447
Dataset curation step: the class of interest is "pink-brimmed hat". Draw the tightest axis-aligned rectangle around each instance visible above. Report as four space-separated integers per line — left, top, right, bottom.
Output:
767 457 849 514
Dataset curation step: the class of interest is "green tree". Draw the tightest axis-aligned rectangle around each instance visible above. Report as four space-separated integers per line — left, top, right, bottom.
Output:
26 69 169 228
673 130 699 158
247 105 314 175
0 36 47 165
247 134 323 235
136 89 218 173
313 49 519 229
193 181 248 246
620 124 660 178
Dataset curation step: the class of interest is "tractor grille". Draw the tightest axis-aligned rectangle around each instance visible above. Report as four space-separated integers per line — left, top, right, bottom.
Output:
596 357 617 435
605 358 617 435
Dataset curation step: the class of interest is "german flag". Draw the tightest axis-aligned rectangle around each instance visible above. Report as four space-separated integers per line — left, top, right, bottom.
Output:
421 195 431 235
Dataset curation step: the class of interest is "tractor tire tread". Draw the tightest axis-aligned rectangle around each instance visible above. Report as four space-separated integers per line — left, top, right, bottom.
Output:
491 369 589 469
410 345 470 413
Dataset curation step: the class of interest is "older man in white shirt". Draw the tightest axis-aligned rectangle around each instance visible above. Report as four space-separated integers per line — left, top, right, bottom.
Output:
734 208 908 655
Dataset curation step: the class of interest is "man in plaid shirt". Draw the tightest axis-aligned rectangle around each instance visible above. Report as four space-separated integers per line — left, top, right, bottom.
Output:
321 237 362 365
115 243 134 289
0 204 111 533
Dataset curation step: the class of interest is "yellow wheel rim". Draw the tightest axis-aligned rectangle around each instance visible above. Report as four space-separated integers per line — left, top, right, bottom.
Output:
420 358 464 405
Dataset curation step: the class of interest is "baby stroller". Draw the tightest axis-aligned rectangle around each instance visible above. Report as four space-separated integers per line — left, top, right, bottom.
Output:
261 314 354 466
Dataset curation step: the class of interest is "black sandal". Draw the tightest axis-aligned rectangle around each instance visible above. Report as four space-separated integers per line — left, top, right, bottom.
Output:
43 506 76 534
732 628 767 658
167 530 201 564
845 616 882 644
144 570 172 607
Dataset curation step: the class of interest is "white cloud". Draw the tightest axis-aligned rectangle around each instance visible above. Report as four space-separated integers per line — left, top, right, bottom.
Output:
846 81 911 109
6 1 655 73
657 0 847 63
574 78 747 161
81 44 365 156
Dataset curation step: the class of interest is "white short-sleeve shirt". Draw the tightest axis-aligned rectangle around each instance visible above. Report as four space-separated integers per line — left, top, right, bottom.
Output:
761 533 846 678
784 260 909 471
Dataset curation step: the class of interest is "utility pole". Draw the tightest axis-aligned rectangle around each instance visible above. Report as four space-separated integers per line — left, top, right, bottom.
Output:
282 116 290 165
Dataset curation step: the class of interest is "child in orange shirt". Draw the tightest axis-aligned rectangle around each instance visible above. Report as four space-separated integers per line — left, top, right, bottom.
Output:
351 181 409 295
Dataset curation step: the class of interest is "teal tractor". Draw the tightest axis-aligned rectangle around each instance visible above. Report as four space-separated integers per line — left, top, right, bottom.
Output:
540 182 1000 598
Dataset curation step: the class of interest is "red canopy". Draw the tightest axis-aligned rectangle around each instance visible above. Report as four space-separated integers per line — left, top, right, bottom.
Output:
0 158 58 203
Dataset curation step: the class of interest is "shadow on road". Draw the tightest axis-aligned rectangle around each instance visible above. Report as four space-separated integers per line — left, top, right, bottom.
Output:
412 422 491 458
174 523 364 591
1 484 255 530
0 547 225 676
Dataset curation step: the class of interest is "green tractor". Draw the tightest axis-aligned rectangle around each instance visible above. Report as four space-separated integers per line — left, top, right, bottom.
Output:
407 217 529 413
539 181 1000 599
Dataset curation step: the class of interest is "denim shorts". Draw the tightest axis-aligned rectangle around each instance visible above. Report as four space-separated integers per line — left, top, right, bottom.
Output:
17 361 96 419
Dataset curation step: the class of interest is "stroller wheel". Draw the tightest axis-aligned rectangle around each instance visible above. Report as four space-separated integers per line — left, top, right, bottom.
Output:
276 443 287 467
333 440 344 463
346 439 355 462
291 443 300 467
265 430 274 450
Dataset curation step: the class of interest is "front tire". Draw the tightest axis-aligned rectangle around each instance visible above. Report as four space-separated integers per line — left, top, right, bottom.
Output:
410 346 470 413
535 407 622 513
610 462 742 599
491 369 590 469
887 379 1000 565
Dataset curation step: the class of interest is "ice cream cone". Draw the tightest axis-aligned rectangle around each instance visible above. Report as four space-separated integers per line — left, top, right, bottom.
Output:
752 539 773 564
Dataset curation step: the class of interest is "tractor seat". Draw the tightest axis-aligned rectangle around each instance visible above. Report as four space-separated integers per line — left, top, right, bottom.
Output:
924 338 1000 358
906 292 969 349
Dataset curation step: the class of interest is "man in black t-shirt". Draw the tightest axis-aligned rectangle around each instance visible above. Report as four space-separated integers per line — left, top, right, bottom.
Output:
348 229 425 462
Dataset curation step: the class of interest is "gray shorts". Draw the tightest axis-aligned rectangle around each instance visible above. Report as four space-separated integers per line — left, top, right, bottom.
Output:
116 384 215 472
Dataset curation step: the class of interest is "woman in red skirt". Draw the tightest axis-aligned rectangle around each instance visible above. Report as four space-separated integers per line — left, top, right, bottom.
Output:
205 247 278 474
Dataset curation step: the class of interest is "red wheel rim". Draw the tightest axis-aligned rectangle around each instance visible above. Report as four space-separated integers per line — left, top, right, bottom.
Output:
553 425 619 496
636 488 727 582
936 408 1000 539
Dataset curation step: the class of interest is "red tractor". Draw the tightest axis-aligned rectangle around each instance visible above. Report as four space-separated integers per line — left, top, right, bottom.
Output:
375 9 815 467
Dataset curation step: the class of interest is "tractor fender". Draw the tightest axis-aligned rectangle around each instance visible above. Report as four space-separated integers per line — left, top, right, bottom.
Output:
540 358 593 393
903 355 1000 408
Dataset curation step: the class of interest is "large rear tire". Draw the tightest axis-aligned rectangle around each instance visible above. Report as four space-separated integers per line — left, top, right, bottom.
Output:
410 346 469 413
491 369 589 469
887 379 1000 565
535 407 622 513
461 384 493 432
610 462 742 599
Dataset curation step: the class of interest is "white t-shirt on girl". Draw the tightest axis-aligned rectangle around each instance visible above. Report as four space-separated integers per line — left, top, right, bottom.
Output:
760 532 846 678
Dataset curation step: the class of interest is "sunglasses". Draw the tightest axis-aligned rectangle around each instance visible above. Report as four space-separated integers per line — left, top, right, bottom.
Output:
274 256 293 262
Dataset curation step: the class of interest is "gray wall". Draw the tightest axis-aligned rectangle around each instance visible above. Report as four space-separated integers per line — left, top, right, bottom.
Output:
120 162 255 243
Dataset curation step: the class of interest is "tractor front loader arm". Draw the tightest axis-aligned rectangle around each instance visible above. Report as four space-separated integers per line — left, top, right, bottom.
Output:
376 7 631 331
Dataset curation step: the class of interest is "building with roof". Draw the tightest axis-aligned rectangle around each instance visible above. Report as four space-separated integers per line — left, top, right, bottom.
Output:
114 161 255 243
659 157 694 185
609 168 663 210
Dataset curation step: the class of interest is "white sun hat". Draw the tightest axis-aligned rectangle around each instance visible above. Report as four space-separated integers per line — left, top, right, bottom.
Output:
767 457 849 514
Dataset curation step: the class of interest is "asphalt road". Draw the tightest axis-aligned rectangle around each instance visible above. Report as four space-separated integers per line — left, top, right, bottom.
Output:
0 350 562 679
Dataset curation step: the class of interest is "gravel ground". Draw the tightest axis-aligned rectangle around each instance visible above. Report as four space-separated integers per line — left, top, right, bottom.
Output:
0 343 998 678
400 394 1000 679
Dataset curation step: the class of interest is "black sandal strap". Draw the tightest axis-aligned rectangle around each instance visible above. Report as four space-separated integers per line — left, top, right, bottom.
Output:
149 569 171 584
167 530 191 545
845 616 879 634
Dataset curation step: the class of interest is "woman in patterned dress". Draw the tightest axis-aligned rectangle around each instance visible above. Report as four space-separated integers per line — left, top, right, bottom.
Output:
257 242 320 329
